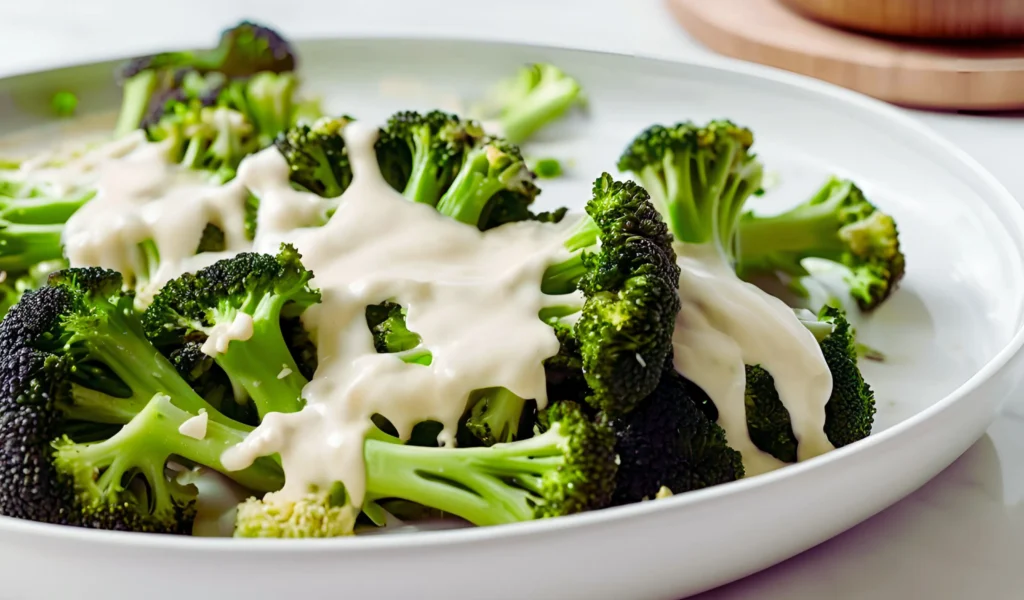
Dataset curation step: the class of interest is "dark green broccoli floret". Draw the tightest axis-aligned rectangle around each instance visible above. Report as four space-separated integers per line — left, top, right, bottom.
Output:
742 306 876 462
115 21 297 137
143 245 319 420
478 63 584 143
375 110 481 206
274 116 354 199
433 136 540 230
541 174 680 417
736 176 906 311
0 269 282 533
609 365 744 504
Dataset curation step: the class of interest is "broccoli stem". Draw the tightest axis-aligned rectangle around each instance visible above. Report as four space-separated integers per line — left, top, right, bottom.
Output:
465 387 529 445
737 200 849 273
114 71 157 137
540 215 599 294
70 305 241 428
0 191 94 225
364 426 569 525
434 148 506 226
402 131 446 207
59 394 282 494
0 223 65 271
212 296 307 418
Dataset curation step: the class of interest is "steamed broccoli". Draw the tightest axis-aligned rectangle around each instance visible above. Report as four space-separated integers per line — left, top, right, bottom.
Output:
0 268 282 533
274 116 354 199
143 245 319 420
540 174 680 417
743 306 876 462
477 63 584 143
736 176 906 311
375 110 481 206
115 21 297 137
609 364 744 504
235 400 616 537
618 120 879 464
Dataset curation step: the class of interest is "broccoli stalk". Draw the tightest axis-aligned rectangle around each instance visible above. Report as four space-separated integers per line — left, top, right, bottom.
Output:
144 245 320 420
235 400 616 536
736 176 905 311
364 401 614 525
55 393 280 509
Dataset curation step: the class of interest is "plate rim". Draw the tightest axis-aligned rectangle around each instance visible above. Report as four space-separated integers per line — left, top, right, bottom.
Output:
1 34 1023 552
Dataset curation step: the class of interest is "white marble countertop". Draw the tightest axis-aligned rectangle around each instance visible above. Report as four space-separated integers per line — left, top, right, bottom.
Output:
2 1 1022 598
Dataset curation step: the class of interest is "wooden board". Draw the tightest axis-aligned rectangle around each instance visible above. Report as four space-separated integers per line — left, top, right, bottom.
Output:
666 0 1024 111
781 0 1024 40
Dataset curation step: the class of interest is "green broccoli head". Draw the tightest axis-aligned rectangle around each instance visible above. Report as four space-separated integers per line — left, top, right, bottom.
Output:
375 110 482 206
143 245 319 420
274 116 354 198
234 483 355 538
741 305 876 463
609 365 744 504
736 176 906 311
618 119 763 257
544 174 680 417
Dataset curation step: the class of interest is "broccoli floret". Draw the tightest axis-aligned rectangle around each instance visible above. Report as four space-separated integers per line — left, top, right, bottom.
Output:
433 136 540 230
736 177 906 311
375 110 481 206
274 116 354 199
0 269 282 533
235 482 355 538
541 174 680 417
742 306 876 463
115 21 297 137
145 101 259 183
609 365 744 504
478 63 584 143
143 245 319 420
617 120 763 254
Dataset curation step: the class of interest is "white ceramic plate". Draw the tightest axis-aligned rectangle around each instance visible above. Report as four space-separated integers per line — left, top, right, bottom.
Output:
0 38 1023 600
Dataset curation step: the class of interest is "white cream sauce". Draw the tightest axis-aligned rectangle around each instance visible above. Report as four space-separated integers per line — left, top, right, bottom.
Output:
220 122 571 511
178 409 209 440
200 312 255 357
672 243 835 475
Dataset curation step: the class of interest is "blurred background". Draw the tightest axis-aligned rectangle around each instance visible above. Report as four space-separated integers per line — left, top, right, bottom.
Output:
1 1 1022 597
